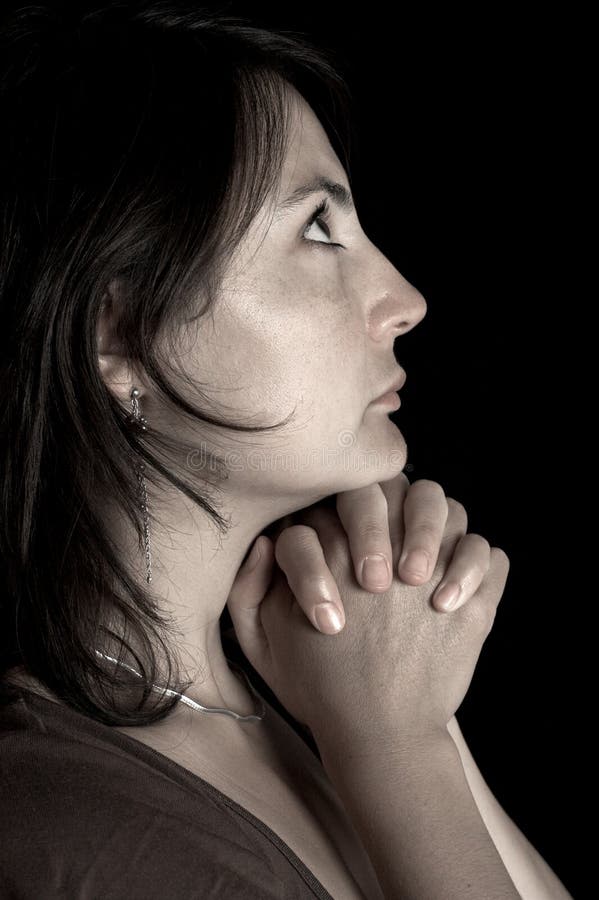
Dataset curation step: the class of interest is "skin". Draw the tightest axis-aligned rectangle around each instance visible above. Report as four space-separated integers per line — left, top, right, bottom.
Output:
230 487 574 900
14 82 488 724
96 81 432 717
246 474 492 637
11 80 571 899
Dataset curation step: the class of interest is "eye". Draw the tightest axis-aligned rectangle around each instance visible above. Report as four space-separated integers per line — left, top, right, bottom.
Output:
302 198 344 250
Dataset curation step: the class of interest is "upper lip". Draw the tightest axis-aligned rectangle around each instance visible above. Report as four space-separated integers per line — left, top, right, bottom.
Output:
374 369 407 399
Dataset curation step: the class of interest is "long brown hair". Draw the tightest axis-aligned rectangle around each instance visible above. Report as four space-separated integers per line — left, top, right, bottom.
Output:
0 1 354 725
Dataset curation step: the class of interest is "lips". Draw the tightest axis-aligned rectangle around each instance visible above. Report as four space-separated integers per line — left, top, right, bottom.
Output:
373 369 407 401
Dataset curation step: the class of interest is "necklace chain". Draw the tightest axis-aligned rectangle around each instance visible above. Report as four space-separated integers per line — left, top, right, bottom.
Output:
94 650 266 723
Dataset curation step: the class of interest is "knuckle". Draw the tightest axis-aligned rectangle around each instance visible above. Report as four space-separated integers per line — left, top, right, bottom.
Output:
489 548 511 583
277 523 318 546
359 515 388 541
338 481 386 506
469 533 491 555
408 522 438 544
275 524 318 562
491 546 510 566
276 521 350 587
411 477 440 490
410 478 447 502
446 497 468 528
446 496 466 517
463 598 494 634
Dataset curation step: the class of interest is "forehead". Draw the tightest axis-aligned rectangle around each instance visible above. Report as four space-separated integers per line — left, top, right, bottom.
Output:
278 85 348 194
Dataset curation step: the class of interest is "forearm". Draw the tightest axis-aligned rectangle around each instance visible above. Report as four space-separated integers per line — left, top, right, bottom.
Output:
314 728 521 900
447 716 573 900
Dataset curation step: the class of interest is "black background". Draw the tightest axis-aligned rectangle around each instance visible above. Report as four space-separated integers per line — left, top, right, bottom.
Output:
221 3 585 896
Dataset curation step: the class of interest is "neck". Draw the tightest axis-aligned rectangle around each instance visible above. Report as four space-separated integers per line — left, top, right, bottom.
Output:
7 483 328 720
95 483 324 719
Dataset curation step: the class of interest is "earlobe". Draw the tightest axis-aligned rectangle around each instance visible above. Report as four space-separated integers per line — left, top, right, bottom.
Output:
97 346 150 403
97 354 135 400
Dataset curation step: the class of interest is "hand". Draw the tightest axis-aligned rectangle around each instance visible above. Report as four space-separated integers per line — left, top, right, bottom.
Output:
227 499 510 753
228 474 492 637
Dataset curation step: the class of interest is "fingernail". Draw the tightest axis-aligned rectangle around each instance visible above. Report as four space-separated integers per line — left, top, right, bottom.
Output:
361 554 391 590
435 582 461 611
402 550 429 579
315 603 344 634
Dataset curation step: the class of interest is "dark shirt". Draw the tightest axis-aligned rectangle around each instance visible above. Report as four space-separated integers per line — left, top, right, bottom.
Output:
0 639 334 899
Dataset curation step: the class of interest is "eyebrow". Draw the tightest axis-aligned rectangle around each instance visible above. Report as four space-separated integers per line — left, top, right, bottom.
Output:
276 176 355 216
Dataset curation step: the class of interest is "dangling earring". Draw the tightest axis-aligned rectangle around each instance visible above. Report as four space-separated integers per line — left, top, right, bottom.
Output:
127 387 152 584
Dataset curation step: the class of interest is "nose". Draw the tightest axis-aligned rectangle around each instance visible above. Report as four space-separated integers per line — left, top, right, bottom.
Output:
367 282 427 343
361 239 427 345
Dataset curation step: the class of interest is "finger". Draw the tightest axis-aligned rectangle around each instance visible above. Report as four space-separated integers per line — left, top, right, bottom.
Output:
462 547 511 635
486 547 511 616
335 483 394 592
378 472 411 568
396 479 450 584
226 536 277 671
274 523 346 635
261 513 298 545
431 532 491 613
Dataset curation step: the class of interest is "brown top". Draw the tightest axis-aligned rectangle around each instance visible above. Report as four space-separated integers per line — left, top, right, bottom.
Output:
0 651 334 899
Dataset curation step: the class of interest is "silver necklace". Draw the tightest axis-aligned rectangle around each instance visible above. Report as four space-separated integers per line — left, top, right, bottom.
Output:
94 650 266 723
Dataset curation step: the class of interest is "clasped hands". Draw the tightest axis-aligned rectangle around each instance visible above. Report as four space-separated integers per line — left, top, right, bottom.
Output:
228 472 493 642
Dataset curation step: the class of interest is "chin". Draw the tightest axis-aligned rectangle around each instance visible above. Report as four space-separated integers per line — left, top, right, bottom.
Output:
321 432 408 495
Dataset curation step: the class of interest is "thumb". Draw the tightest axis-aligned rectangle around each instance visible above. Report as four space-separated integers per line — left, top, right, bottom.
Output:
226 535 275 673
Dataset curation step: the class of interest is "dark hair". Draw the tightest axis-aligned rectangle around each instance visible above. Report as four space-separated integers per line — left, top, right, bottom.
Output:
0 1 354 725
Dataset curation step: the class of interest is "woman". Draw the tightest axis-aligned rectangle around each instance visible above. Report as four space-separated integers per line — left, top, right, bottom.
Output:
0 3 572 898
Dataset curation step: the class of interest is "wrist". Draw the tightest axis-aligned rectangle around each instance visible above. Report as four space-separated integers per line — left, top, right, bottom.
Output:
312 720 455 782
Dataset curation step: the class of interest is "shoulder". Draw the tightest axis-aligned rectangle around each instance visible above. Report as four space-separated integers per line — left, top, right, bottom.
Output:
0 693 287 899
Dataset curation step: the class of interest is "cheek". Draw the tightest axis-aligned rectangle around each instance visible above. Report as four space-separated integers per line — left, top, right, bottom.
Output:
188 322 304 424
195 274 362 414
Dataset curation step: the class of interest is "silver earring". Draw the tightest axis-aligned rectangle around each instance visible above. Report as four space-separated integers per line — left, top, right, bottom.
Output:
128 387 152 584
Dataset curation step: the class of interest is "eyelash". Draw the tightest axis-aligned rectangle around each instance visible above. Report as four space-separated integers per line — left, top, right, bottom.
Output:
302 198 344 250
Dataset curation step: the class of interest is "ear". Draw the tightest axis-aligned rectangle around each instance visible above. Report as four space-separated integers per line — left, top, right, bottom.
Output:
97 278 149 407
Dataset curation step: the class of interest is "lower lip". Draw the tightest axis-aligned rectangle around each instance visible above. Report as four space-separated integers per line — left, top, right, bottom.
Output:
371 391 401 410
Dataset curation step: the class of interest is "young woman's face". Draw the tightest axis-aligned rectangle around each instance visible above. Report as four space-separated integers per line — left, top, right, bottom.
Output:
169 84 427 507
